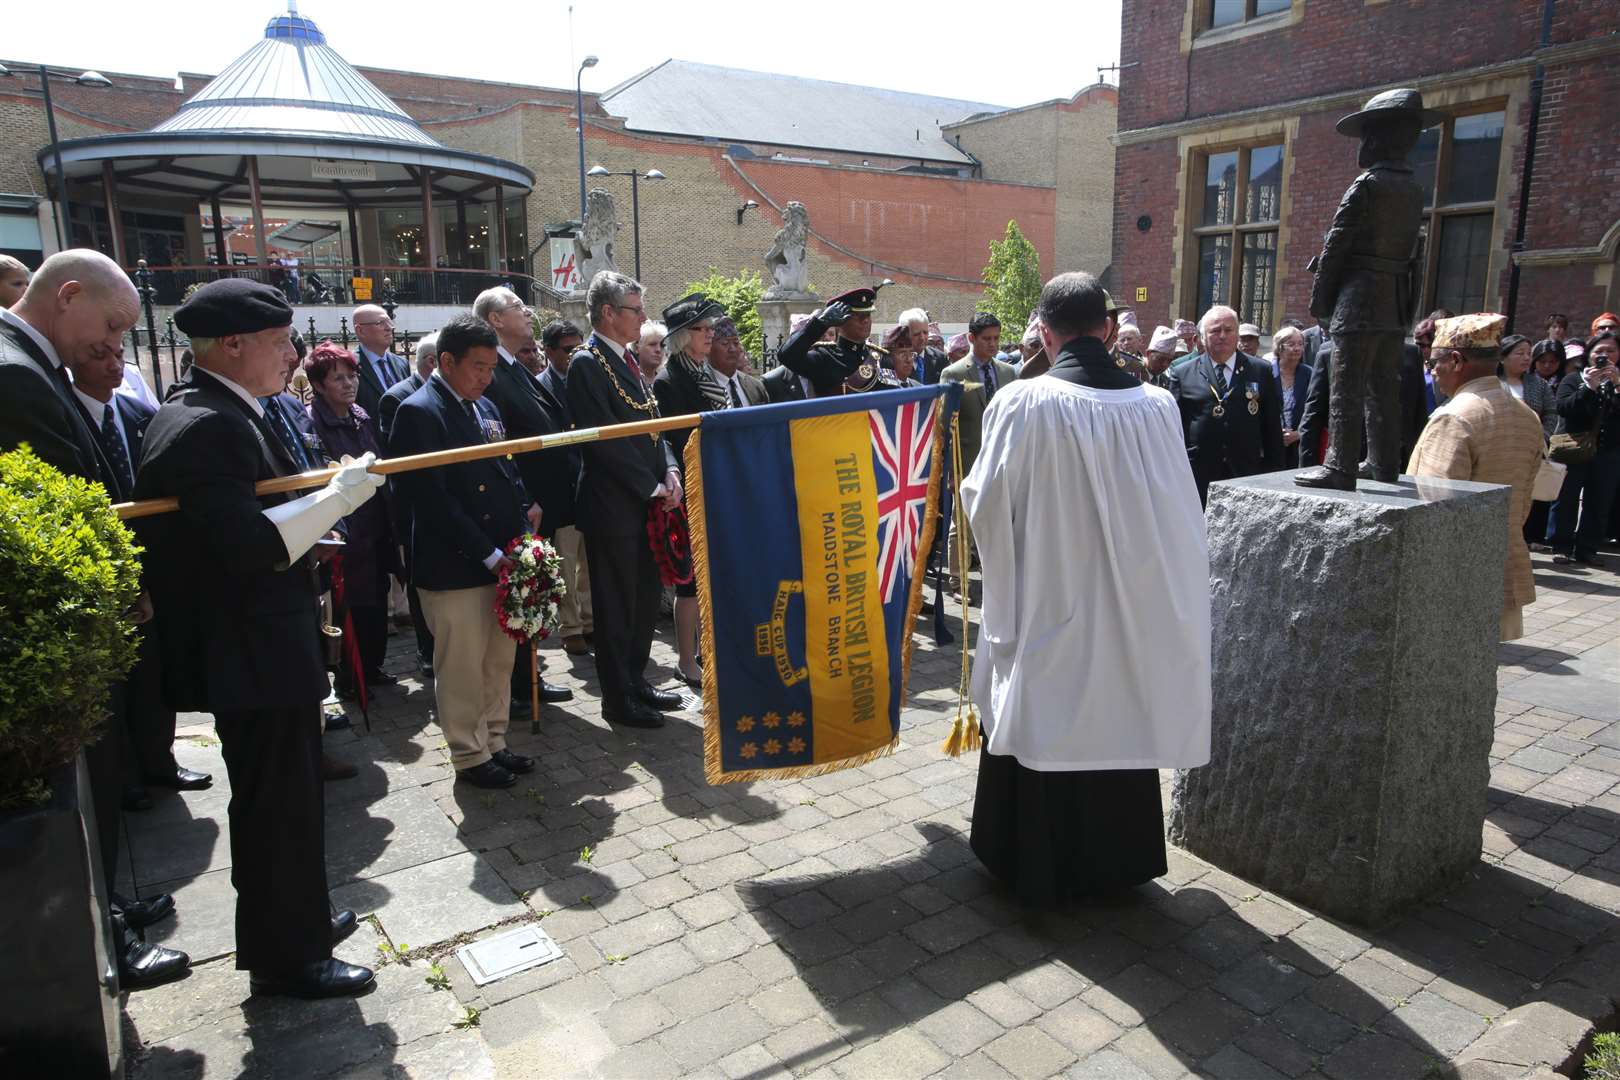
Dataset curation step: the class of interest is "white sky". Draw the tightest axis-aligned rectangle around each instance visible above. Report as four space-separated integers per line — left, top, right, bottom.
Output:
3 0 1123 110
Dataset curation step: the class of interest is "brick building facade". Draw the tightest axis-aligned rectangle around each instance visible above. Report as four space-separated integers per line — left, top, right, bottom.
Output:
1111 0 1620 337
0 33 1118 329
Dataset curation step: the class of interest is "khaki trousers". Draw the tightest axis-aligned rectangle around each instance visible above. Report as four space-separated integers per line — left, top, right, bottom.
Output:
417 584 514 770
1500 604 1524 643
554 525 594 638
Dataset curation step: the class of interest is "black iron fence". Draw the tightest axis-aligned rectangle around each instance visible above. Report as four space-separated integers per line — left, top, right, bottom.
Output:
121 261 562 309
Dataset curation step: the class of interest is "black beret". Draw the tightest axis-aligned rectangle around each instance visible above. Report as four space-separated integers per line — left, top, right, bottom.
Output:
174 278 294 337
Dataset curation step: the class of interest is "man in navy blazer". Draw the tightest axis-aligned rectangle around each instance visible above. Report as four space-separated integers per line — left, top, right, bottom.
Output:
1166 305 1285 504
390 314 541 789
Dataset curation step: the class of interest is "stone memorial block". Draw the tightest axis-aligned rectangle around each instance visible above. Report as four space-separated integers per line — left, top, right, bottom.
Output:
1169 472 1508 925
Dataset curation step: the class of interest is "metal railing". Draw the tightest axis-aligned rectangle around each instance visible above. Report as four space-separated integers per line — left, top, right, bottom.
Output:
120 262 568 309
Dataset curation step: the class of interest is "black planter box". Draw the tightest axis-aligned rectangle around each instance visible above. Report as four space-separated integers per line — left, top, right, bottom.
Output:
0 753 122 1078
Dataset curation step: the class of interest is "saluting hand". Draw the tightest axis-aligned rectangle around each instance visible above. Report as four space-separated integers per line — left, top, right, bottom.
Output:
819 301 852 327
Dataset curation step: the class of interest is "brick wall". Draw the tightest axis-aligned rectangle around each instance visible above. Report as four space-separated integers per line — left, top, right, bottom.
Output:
2 53 1104 327
1114 0 1620 335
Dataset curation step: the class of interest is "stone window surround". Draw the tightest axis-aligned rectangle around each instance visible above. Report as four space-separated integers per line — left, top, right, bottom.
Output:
1159 75 1529 325
1167 118 1298 327
1180 0 1305 54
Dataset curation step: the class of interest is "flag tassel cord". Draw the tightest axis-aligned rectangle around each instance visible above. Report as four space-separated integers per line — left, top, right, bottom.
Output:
940 411 980 758
110 412 706 521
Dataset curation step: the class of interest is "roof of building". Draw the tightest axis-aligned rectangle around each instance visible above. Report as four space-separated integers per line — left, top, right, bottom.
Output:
599 60 1004 164
150 8 440 147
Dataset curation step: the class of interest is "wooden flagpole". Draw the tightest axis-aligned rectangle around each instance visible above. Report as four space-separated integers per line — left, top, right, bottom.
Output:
112 412 705 521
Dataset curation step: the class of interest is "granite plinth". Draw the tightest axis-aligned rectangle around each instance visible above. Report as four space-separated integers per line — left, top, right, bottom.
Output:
1169 472 1510 925
758 296 822 353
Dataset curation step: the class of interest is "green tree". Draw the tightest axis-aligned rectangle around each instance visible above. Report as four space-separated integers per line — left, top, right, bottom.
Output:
980 221 1043 338
684 267 764 359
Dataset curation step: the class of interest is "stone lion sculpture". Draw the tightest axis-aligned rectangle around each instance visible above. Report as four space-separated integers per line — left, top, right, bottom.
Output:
763 201 812 298
574 188 618 287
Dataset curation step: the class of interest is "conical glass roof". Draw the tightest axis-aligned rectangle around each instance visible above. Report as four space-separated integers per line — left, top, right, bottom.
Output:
151 6 439 147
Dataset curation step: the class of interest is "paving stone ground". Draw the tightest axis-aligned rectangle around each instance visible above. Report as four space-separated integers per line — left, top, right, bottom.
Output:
120 550 1620 1079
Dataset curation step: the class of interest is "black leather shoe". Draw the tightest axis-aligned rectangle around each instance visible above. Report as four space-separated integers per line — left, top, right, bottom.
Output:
539 681 574 703
635 684 683 711
418 655 434 679
1294 466 1356 491
366 669 398 687
121 939 190 990
324 710 352 732
605 700 666 729
331 909 359 945
492 748 535 774
250 958 375 999
123 786 154 812
145 766 212 791
114 892 175 930
458 760 517 788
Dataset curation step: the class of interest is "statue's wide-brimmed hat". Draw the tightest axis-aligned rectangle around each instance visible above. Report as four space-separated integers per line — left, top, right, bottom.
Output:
1336 88 1444 137
661 293 726 338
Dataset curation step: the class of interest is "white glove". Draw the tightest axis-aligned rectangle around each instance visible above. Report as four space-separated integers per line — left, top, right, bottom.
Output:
262 453 385 564
329 453 386 513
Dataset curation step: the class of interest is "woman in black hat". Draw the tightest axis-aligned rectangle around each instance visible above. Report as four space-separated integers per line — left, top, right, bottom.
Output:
651 293 728 688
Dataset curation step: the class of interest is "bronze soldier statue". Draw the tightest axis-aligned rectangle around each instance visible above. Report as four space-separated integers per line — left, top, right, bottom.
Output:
1295 88 1440 491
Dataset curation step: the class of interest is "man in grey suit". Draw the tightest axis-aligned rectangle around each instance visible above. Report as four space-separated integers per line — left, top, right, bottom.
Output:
939 312 1019 587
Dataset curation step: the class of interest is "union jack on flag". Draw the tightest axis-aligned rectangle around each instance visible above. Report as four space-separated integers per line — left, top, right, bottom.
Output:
870 398 939 605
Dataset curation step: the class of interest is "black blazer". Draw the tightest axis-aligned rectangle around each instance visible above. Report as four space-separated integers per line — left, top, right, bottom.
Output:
915 346 946 386
132 368 328 712
378 372 424 446
389 376 531 591
762 365 808 404
538 365 573 426
651 358 712 473
565 334 677 537
0 318 115 489
483 354 575 535
1166 351 1285 491
354 345 407 442
1297 345 1428 467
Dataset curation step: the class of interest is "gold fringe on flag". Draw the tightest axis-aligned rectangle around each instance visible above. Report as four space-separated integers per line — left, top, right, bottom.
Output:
941 410 981 758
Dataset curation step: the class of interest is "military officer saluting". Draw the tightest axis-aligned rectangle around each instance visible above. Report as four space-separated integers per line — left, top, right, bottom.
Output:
765 286 901 402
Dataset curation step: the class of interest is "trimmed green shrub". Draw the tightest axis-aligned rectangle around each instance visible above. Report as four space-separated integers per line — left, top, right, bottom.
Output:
0 446 142 806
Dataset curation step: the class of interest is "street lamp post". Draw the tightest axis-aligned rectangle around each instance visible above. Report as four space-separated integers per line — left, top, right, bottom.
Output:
0 63 112 250
575 55 598 222
586 166 665 282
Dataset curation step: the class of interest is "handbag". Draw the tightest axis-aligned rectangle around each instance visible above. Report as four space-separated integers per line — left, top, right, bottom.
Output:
1532 454 1567 502
1547 427 1597 465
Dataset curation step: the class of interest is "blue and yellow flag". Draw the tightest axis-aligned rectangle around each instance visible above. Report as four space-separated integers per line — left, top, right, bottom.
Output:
686 384 957 783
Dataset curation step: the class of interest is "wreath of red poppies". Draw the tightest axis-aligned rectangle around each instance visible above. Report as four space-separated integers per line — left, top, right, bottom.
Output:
647 502 694 587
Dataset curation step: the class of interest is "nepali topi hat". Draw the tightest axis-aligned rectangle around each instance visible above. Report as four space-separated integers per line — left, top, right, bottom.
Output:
1432 312 1507 352
1336 88 1444 138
